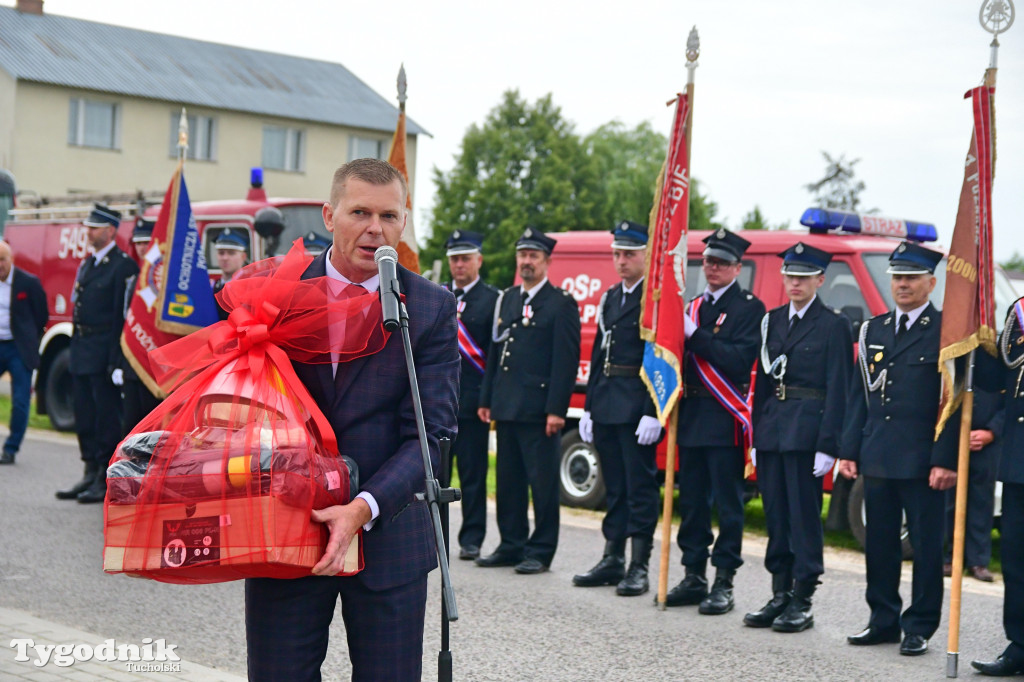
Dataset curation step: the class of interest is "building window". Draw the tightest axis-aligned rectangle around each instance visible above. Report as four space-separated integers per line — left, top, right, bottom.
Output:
348 136 385 161
262 126 304 172
67 98 120 149
169 113 217 161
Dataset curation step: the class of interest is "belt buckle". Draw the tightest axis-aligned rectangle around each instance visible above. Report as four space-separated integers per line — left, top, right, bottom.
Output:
603 361 611 377
775 384 786 401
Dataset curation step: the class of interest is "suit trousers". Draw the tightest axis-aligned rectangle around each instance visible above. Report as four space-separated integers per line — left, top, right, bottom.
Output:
758 450 825 583
494 421 560 565
72 371 123 471
592 422 659 542
120 379 162 439
1002 483 1024 658
245 573 428 682
943 445 998 566
0 341 31 455
676 445 746 572
453 416 490 549
864 476 944 637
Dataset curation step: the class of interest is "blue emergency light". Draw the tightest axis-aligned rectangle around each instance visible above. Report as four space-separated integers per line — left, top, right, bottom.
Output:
799 208 937 242
250 167 264 189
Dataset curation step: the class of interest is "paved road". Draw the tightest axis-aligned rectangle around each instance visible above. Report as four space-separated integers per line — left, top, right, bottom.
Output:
0 431 1009 680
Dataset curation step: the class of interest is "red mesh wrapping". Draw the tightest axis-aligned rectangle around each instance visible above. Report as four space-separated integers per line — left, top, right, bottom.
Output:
103 240 389 584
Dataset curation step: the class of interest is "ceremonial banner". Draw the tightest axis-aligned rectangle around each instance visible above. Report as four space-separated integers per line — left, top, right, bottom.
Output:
639 93 690 425
937 84 998 437
388 102 419 273
121 164 217 396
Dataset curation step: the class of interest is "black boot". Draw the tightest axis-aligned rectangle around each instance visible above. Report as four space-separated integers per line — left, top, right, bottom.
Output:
772 580 817 632
572 540 626 587
56 463 97 500
698 568 736 615
77 470 107 504
616 537 652 596
663 567 708 607
743 573 792 628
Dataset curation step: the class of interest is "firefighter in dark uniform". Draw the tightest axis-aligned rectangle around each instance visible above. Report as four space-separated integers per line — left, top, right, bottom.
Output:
666 228 765 614
476 228 581 574
303 231 331 258
745 242 852 632
117 218 161 437
839 241 958 657
212 229 249 321
970 301 1024 676
444 229 499 561
56 204 139 504
573 220 661 596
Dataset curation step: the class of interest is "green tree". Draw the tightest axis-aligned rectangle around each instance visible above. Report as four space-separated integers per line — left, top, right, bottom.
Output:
1001 251 1024 273
688 177 724 233
740 205 789 231
423 90 601 287
583 121 666 228
804 151 867 211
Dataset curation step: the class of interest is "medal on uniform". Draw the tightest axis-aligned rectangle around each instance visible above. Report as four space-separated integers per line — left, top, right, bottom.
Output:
713 312 726 333
456 299 466 319
874 352 883 362
522 304 534 326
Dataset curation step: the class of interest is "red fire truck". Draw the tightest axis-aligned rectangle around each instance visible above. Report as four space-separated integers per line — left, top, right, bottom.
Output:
3 171 331 433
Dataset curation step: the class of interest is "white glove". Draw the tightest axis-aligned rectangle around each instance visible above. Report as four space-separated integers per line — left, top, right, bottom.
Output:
635 415 662 445
813 452 836 478
579 411 594 443
111 368 124 386
683 315 697 339
749 448 757 469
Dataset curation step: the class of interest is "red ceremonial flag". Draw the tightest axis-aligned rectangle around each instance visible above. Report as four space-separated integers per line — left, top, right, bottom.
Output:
937 84 998 437
639 93 690 425
387 67 419 274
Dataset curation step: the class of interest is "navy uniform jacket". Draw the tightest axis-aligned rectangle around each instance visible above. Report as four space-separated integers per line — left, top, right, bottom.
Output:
753 297 853 454
70 247 138 375
976 300 1024 485
585 282 654 425
679 282 765 448
9 267 48 371
480 280 581 423
449 280 500 420
841 304 958 478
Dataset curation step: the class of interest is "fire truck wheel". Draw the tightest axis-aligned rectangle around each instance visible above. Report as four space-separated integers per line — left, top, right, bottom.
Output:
847 476 913 560
44 347 76 432
559 430 606 510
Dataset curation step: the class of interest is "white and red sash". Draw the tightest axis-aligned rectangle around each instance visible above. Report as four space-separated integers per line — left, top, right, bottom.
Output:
687 297 755 452
457 318 487 375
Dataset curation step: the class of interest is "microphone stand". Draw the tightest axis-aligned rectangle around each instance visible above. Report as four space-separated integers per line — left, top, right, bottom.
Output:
384 291 460 682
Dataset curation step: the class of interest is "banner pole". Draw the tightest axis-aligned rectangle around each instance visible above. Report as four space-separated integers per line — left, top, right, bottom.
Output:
947 350 976 678
656 405 679 609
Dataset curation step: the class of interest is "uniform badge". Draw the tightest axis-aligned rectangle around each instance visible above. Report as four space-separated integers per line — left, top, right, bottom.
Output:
795 243 804 254
716 313 727 326
869 363 875 373
457 300 466 318
522 304 534 326
1017 336 1024 346
716 228 726 239
920 316 930 326
874 352 883 362
453 230 461 239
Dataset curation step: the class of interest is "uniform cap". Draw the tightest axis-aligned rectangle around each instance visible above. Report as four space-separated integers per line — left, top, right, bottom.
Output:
445 229 484 256
83 203 121 229
610 220 648 250
215 228 249 253
132 218 155 243
303 231 331 256
887 241 942 275
701 228 750 263
515 227 557 255
778 241 832 276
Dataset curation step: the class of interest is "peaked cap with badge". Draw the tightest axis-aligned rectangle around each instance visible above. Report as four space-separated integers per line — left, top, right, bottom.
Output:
446 229 484 256
515 227 557 255
610 220 648 250
215 229 250 253
778 242 832 276
702 228 751 263
886 241 942 275
83 203 121 229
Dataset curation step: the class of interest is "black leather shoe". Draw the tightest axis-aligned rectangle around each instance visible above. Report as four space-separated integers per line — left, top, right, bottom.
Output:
663 573 708 607
0 451 15 465
772 596 814 632
573 554 625 587
744 593 791 628
474 551 521 568
76 481 107 504
971 654 1024 676
514 558 548 575
899 634 928 656
847 626 902 646
56 472 96 500
458 545 480 561
698 570 735 615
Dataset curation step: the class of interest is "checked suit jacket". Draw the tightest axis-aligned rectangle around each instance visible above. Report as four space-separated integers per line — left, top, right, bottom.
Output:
292 251 460 591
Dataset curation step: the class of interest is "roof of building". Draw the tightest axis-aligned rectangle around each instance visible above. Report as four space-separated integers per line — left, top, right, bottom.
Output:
0 5 425 135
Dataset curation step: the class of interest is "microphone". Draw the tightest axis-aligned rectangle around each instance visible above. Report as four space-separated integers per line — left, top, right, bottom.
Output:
374 246 401 332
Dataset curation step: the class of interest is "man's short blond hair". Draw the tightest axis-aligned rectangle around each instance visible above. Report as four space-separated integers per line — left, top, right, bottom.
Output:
329 158 408 208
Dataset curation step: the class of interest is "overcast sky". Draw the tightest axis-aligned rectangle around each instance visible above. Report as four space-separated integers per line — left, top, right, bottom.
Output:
12 0 1024 259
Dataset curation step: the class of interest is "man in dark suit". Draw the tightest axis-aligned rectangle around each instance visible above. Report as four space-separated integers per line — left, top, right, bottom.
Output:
476 227 581 575
212 229 249 321
56 204 139 504
745 242 852 632
943 388 1002 583
574 220 661 596
970 301 1024 676
0 240 48 464
444 229 499 561
839 241 958 657
666 228 765 615
245 159 459 682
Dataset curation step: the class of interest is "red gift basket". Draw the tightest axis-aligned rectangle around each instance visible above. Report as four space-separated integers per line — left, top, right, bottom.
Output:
103 240 389 584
